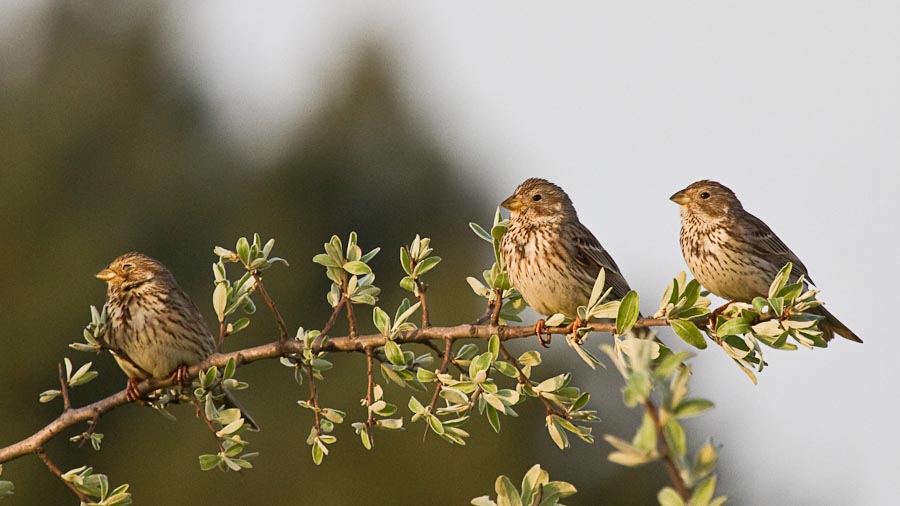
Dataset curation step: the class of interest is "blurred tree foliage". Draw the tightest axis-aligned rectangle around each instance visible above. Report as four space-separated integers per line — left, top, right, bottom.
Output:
0 4 672 505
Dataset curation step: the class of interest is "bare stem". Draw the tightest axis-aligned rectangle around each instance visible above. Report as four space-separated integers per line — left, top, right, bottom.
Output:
36 448 89 503
415 279 430 328
365 347 375 443
192 396 225 453
216 321 228 352
321 301 344 337
490 289 503 325
306 364 322 435
344 296 358 339
57 363 71 411
424 338 453 438
498 343 565 418
253 274 290 342
644 399 690 500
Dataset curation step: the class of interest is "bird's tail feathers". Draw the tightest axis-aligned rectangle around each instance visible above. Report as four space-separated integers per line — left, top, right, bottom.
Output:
216 386 260 432
814 306 863 344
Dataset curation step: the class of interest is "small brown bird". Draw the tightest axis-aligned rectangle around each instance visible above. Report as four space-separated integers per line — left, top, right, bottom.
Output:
97 252 259 428
499 178 642 342
671 180 862 343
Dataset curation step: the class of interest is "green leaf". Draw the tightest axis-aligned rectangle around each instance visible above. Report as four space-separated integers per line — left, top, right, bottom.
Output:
675 399 715 418
228 317 249 336
518 350 542 367
312 254 340 268
715 318 750 338
486 404 501 433
343 261 372 275
372 306 391 337
383 340 404 366
488 335 500 362
616 291 641 335
657 487 685 506
212 283 228 322
400 247 412 275
663 418 687 458
236 237 250 265
670 320 707 349
495 475 522 506
689 476 717 506
469 222 494 243
546 416 569 449
469 352 493 379
520 464 548 505
199 454 221 471
413 256 441 277
768 262 793 299
588 268 607 308
632 412 657 453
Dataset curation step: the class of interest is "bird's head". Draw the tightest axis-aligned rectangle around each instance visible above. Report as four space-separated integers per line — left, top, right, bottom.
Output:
96 252 171 293
670 180 742 221
501 178 576 224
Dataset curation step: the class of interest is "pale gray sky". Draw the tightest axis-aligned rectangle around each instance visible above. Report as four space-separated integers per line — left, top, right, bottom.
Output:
6 1 899 504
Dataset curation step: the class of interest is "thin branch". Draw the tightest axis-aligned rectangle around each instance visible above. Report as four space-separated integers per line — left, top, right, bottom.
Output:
497 343 566 418
424 338 454 438
364 346 375 444
344 296 358 339
321 301 344 337
473 299 494 325
36 448 89 503
57 363 71 411
253 274 290 342
216 321 228 352
192 396 225 453
0 318 671 464
644 399 690 500
422 340 464 375
77 410 102 449
415 280 430 328
490 289 503 325
306 364 322 436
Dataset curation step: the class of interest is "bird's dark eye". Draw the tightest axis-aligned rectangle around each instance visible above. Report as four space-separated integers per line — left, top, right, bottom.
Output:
699 192 710 199
532 194 542 202
122 263 135 271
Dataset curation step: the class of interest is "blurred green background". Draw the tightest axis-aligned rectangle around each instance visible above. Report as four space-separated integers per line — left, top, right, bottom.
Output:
0 4 671 505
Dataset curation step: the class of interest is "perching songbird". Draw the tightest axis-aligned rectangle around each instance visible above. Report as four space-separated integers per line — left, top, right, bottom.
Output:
96 252 259 428
670 180 862 343
499 178 646 344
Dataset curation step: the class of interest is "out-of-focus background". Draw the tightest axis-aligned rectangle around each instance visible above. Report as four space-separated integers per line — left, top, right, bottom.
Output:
1 2 897 505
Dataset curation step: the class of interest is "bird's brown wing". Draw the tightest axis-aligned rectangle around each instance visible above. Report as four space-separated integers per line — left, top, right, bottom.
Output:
570 222 633 300
739 211 815 286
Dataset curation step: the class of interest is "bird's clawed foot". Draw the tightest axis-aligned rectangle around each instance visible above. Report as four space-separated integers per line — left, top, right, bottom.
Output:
172 365 192 388
568 316 585 344
535 319 552 348
708 301 735 329
125 378 143 403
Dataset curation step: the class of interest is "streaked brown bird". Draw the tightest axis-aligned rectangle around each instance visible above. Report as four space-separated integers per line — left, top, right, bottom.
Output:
499 178 645 344
96 252 259 429
671 180 862 343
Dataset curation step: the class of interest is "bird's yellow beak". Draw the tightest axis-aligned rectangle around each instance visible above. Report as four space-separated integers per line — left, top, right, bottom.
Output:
501 195 523 211
669 191 691 205
95 268 116 281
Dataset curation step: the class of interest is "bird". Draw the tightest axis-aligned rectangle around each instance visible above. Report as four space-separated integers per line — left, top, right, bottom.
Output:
96 252 259 429
499 178 647 345
670 180 862 343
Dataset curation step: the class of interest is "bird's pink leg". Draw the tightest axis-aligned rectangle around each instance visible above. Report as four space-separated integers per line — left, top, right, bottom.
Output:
125 378 142 403
171 365 191 388
569 316 585 344
535 319 551 348
709 301 735 329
